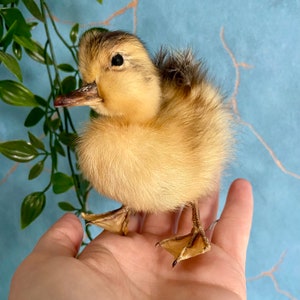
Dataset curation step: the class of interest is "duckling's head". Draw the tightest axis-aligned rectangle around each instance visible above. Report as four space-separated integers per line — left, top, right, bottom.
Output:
55 29 161 123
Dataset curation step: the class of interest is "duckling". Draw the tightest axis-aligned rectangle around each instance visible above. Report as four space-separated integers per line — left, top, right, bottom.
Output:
55 29 233 266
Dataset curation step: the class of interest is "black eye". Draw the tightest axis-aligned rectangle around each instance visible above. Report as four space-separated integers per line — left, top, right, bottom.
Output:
111 54 124 66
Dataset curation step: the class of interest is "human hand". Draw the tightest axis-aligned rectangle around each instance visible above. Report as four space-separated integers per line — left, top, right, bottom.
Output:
9 178 253 300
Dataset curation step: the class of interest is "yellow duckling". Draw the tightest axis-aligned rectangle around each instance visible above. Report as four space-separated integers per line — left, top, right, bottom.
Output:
55 29 233 266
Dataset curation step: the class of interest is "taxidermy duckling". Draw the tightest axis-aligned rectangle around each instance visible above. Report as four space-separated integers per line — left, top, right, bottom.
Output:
55 29 233 266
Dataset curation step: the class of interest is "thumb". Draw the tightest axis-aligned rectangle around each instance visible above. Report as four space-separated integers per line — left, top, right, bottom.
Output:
33 213 83 257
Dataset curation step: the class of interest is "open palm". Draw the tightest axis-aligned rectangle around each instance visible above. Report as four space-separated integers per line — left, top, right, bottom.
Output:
10 179 253 300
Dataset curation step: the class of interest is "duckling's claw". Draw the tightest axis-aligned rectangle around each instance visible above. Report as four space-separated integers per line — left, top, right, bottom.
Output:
81 206 132 235
158 227 211 267
158 202 211 266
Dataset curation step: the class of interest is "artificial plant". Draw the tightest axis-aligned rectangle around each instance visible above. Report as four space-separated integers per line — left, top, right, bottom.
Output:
0 0 105 239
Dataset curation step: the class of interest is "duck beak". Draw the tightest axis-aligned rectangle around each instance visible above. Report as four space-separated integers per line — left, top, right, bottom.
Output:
54 82 102 107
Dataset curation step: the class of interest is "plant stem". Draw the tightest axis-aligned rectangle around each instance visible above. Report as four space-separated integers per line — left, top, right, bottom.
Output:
40 1 62 91
64 108 77 134
44 41 56 99
42 2 78 134
39 0 81 205
43 2 78 64
40 2 92 239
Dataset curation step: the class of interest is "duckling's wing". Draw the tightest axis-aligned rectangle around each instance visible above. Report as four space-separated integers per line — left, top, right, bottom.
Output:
154 48 207 92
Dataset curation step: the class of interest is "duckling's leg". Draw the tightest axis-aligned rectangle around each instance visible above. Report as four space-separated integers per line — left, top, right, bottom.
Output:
158 202 211 267
81 206 132 235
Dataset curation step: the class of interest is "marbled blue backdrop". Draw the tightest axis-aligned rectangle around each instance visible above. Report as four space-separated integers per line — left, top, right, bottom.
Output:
1 1 299 299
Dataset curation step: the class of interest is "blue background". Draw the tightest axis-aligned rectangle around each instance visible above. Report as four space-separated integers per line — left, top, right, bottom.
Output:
1 1 299 299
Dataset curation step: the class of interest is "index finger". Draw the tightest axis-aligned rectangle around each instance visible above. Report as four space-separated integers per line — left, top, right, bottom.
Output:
212 179 253 268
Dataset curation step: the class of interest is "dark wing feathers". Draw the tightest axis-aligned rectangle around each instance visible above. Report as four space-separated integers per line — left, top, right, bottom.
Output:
153 48 207 90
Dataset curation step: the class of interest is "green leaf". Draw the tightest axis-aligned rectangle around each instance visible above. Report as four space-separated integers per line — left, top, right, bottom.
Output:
87 27 108 34
14 36 52 64
62 76 76 95
0 8 31 38
24 40 53 65
58 63 75 73
21 192 46 229
58 132 78 149
27 21 38 30
52 172 74 194
0 140 38 162
13 35 35 51
24 107 45 127
43 119 49 135
0 20 17 49
28 160 44 180
0 50 22 81
97 0 103 4
90 108 99 119
54 139 65 156
28 131 45 151
49 118 61 131
12 41 22 60
21 0 44 21
0 80 38 106
58 201 76 211
70 23 79 44
35 95 47 107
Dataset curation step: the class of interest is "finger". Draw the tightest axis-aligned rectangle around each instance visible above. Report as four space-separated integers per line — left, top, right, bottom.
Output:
127 212 146 233
212 178 253 268
34 213 83 257
141 211 178 237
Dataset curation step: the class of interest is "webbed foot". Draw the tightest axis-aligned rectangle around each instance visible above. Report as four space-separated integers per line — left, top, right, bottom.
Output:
157 202 211 266
82 206 132 235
